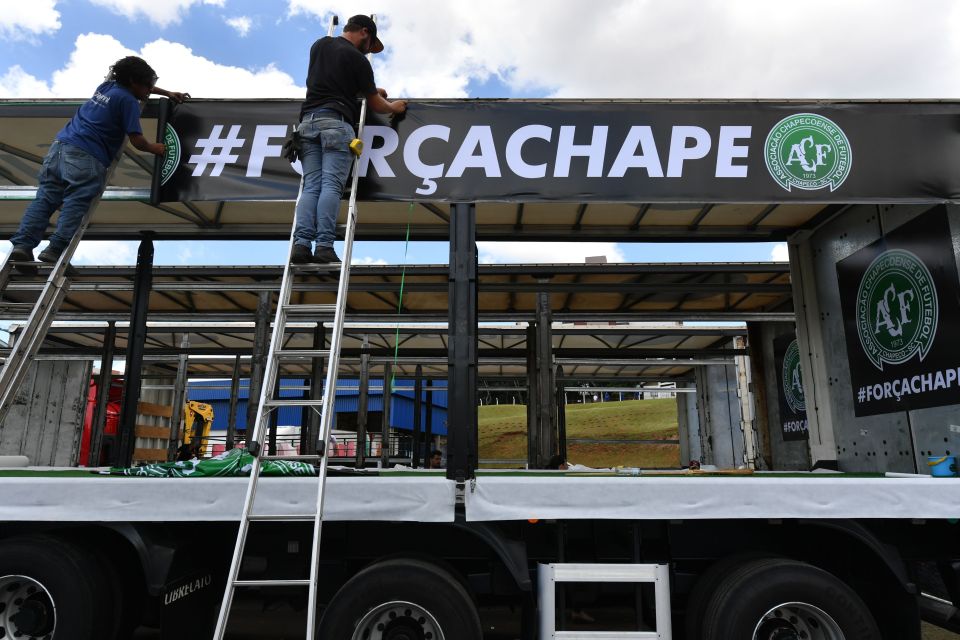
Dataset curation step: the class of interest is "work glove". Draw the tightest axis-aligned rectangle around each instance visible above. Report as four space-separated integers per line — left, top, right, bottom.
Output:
282 128 302 163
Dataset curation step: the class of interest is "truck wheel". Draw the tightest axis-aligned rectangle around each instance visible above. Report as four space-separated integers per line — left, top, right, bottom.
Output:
684 552 778 640
317 557 483 640
700 558 881 640
0 536 110 640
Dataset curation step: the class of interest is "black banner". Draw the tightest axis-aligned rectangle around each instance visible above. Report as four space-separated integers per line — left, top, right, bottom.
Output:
836 207 960 417
155 100 960 203
773 334 809 441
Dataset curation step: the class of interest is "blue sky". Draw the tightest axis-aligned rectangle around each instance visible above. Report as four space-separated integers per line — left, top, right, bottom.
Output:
5 0 956 267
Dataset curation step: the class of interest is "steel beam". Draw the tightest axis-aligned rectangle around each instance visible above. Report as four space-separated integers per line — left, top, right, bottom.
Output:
87 321 116 466
116 237 153 467
446 202 478 481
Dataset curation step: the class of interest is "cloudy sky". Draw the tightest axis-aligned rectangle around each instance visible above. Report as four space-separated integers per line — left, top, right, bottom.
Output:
1 0 957 267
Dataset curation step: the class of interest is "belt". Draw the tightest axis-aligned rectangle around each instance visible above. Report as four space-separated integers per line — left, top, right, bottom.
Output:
305 109 346 122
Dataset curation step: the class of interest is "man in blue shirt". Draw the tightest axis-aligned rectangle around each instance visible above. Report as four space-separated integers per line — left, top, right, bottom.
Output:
293 15 406 265
8 56 188 264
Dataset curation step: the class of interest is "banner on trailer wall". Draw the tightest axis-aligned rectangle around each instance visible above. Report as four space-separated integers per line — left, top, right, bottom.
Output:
154 101 960 203
772 334 809 441
836 206 960 417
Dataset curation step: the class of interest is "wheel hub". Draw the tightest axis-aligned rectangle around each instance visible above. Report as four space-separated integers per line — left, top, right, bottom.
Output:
753 602 845 640
0 575 56 640
352 600 444 640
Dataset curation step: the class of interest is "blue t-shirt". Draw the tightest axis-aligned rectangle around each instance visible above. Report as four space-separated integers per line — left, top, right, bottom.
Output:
56 81 142 167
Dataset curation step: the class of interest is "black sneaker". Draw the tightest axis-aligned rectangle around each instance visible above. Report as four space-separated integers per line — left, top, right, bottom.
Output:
313 246 342 264
290 244 312 264
37 245 65 263
8 246 34 263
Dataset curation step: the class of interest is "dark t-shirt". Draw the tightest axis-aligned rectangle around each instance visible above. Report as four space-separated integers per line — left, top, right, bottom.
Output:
56 81 142 167
301 36 377 126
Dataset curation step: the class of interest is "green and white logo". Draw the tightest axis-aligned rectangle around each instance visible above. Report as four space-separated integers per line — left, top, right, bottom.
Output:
160 123 181 186
781 339 805 414
765 113 852 192
855 249 938 370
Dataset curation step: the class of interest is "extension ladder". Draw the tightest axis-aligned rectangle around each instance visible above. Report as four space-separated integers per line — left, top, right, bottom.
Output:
213 14 369 639
0 106 140 427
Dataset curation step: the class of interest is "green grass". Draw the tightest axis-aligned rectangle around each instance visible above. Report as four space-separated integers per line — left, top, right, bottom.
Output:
478 399 681 468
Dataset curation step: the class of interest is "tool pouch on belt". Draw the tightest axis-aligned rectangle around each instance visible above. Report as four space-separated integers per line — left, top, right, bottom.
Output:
282 127 302 163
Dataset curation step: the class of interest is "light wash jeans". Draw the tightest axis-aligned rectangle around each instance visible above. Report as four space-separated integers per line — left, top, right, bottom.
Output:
12 140 107 250
293 111 354 249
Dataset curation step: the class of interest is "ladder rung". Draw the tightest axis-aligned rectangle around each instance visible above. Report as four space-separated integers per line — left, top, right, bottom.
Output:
232 579 311 588
260 454 323 461
264 398 326 407
247 514 317 522
290 264 340 273
273 349 331 359
0 302 37 310
282 304 337 316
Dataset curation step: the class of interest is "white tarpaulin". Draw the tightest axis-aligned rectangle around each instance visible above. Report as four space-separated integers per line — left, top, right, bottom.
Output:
464 475 960 521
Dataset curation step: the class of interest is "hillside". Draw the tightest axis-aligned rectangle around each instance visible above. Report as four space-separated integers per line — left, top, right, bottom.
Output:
478 398 681 468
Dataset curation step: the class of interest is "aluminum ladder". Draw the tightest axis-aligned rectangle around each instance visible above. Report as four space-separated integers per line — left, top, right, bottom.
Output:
213 14 371 639
0 109 139 427
538 563 673 639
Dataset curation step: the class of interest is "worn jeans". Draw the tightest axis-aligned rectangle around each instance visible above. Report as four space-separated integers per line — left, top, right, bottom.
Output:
11 140 107 250
293 111 354 249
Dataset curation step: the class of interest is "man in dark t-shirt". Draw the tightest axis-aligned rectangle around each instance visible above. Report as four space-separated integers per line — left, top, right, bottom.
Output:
8 56 187 265
293 14 407 264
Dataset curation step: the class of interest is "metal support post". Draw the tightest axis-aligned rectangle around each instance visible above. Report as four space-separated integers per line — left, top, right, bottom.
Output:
268 376 280 456
381 360 392 467
556 364 567 462
355 335 370 468
226 355 241 451
166 333 190 461
87 321 116 466
245 291 271 444
526 323 540 468
424 379 434 453
302 323 324 455
536 290 556 465
116 237 154 467
446 202 478 481
412 364 423 467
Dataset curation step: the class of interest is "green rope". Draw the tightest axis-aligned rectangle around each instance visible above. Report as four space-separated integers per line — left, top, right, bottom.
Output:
390 203 415 393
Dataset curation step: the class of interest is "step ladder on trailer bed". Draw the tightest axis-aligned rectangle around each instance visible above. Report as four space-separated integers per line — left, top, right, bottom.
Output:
0 104 141 427
213 15 370 640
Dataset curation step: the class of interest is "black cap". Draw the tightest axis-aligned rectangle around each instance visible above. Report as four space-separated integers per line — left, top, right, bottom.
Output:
346 15 384 54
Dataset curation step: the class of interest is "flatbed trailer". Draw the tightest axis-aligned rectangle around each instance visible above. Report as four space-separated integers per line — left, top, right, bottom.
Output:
3 98 960 639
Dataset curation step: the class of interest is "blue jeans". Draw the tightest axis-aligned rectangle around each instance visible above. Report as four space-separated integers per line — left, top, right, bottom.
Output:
11 140 107 250
293 112 354 249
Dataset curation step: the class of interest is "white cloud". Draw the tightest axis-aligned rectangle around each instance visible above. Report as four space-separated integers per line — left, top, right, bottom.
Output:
72 240 139 265
89 0 225 28
478 242 625 264
770 243 789 262
0 33 303 99
0 0 60 41
353 256 388 265
225 15 253 37
287 0 960 99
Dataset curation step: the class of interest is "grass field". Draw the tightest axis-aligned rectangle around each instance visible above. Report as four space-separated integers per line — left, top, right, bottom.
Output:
478 398 681 468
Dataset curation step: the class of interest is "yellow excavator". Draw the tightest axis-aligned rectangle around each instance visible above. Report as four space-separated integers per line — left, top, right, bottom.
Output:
181 400 214 456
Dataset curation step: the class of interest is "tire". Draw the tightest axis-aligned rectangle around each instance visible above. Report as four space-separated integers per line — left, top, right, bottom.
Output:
317 557 483 640
700 558 881 640
684 552 779 640
0 535 111 640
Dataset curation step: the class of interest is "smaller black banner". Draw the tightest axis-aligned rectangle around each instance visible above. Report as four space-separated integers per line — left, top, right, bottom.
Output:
837 206 960 417
773 334 809 441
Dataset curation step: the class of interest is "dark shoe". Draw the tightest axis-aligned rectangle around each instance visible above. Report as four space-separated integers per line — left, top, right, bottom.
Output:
313 246 341 264
37 244 65 263
8 246 34 263
290 244 312 264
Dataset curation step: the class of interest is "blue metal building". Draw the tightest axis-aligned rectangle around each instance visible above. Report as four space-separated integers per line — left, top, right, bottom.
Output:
186 378 448 435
